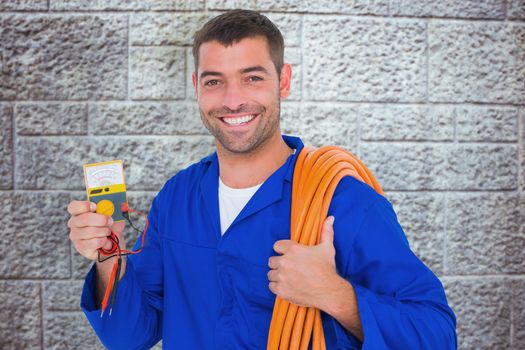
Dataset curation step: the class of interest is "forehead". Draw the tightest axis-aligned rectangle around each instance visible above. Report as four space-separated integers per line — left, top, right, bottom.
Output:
197 36 274 74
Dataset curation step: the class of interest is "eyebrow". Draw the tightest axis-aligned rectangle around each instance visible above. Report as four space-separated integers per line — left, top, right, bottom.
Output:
199 66 270 80
241 66 270 75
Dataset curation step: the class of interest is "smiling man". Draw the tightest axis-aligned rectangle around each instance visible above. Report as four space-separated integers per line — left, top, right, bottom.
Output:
68 10 457 349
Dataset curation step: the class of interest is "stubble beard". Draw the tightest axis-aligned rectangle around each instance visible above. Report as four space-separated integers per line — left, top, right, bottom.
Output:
199 99 281 155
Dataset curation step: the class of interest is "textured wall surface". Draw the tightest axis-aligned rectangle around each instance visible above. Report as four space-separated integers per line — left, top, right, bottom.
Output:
0 1 524 349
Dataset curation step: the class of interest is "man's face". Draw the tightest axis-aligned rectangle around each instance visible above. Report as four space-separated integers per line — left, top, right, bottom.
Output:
192 36 291 155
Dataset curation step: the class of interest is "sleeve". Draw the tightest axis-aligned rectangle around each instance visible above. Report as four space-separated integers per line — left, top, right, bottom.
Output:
80 194 164 350
329 181 457 349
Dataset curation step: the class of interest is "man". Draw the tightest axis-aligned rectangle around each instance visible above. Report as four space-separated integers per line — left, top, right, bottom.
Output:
68 9 456 349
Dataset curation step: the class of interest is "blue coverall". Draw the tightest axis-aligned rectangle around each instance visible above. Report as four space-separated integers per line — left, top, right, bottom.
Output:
81 135 457 349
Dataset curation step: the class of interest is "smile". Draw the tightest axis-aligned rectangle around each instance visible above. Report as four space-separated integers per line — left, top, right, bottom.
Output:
221 114 257 126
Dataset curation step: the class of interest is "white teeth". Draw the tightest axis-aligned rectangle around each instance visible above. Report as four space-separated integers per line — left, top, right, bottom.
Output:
222 115 255 125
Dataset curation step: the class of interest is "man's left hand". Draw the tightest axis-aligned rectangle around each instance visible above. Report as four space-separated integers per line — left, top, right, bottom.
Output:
268 216 339 308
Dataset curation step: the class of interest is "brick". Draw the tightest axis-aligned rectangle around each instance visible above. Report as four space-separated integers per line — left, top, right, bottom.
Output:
281 103 358 150
90 102 208 135
263 13 302 47
130 12 212 46
0 14 127 100
508 0 525 19
16 136 215 190
0 104 13 189
186 48 198 101
513 279 525 348
443 277 511 349
429 21 525 104
207 0 389 15
284 47 301 101
304 17 426 102
360 143 518 190
0 281 41 350
360 104 454 141
72 249 94 280
43 281 83 311
44 312 105 350
456 106 519 142
15 103 87 136
130 47 186 100
390 0 506 19
0 192 71 278
0 0 47 10
206 0 255 10
51 0 203 10
446 192 525 274
388 192 445 274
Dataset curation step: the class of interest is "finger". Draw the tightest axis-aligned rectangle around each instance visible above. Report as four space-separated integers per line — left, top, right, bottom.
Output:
75 236 109 255
268 256 279 269
110 221 126 236
267 270 278 282
70 226 112 241
69 212 113 229
273 240 293 254
67 201 96 216
269 281 279 295
320 216 335 245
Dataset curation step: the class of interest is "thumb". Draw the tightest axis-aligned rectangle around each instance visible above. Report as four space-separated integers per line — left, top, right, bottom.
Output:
111 221 126 237
320 216 335 245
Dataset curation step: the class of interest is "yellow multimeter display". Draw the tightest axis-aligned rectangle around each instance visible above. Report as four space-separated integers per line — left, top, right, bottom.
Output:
83 160 128 222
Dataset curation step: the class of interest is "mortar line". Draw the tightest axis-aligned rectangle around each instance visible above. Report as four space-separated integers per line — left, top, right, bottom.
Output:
425 19 430 103
127 14 131 101
69 242 74 282
39 282 44 350
86 103 91 136
1 10 520 21
510 303 514 347
5 99 525 107
299 13 304 103
518 108 523 191
11 103 17 191
443 192 448 275
1 188 519 194
3 273 525 282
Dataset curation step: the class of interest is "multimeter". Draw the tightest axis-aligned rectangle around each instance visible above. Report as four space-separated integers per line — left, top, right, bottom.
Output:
83 160 128 222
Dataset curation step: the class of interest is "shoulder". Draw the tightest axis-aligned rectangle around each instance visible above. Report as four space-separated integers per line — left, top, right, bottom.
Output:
330 175 389 215
152 153 215 207
328 175 398 244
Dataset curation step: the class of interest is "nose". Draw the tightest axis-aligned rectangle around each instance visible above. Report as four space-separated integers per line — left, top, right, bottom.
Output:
222 82 247 112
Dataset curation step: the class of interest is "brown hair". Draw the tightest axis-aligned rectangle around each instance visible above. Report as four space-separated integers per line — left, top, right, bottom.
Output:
192 9 284 75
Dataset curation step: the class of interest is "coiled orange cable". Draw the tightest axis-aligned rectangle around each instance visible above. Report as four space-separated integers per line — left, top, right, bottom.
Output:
267 145 384 350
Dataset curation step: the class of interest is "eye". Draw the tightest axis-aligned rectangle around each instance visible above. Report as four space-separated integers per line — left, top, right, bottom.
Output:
247 76 263 82
204 79 220 86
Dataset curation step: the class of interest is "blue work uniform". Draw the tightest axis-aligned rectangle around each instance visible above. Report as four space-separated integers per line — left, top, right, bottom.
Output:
81 135 457 349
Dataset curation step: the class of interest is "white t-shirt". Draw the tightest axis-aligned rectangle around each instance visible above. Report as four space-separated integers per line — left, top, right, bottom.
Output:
218 177 262 235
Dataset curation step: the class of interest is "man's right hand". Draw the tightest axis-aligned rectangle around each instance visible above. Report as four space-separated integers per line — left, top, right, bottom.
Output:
67 200 126 261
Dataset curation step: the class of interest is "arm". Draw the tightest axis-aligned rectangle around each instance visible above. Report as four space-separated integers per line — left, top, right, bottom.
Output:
269 178 456 349
333 197 456 349
75 196 164 350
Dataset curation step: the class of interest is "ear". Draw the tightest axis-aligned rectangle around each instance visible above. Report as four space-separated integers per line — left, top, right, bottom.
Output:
192 71 198 97
279 63 292 99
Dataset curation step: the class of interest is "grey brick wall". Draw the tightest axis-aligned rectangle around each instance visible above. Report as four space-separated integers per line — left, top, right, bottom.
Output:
0 1 523 349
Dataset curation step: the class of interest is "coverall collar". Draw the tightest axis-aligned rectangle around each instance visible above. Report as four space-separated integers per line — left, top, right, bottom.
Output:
199 135 304 236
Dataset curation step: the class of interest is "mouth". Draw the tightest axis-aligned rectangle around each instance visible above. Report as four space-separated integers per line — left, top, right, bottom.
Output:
220 114 258 126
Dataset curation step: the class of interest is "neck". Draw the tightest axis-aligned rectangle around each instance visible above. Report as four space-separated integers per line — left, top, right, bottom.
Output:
217 132 293 188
